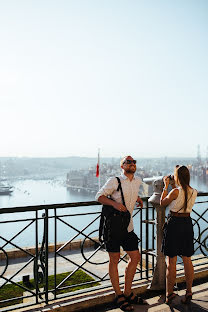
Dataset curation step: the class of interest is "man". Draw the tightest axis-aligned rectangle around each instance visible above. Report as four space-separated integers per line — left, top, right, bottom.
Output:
95 156 143 311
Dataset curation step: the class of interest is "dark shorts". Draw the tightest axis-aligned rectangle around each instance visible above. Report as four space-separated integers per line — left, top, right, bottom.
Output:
105 231 139 253
162 216 194 258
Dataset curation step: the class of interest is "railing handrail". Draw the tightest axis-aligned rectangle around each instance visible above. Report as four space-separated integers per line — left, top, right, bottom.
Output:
0 196 152 214
0 193 207 214
197 192 208 196
0 201 101 214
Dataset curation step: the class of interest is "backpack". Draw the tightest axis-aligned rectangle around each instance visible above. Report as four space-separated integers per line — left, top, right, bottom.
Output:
99 177 131 244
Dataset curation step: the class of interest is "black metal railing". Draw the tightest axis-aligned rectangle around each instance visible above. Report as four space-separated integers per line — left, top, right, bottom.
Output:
176 192 208 271
0 193 207 311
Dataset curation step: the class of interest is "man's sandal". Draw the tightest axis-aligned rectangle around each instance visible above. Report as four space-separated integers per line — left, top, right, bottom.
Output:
114 294 134 311
165 293 177 305
125 292 145 305
181 292 192 304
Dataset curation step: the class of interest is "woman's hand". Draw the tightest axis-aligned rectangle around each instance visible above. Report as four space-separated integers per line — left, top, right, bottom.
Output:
163 176 170 189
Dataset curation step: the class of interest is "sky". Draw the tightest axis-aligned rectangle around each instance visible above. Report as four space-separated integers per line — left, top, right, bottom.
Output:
0 0 208 159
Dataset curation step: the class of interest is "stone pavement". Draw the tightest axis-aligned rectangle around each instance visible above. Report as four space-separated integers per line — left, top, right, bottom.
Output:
0 247 127 286
1 247 208 312
90 282 208 312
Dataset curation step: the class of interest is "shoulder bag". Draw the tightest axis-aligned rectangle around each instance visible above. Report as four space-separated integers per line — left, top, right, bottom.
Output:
99 177 131 243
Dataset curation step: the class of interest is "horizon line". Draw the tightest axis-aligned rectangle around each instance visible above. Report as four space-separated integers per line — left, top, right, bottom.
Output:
0 155 201 160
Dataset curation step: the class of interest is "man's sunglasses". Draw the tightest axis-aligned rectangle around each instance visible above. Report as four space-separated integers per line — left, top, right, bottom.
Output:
123 159 137 165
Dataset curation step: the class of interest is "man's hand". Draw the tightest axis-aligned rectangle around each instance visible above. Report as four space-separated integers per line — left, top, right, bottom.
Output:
136 196 143 208
113 202 127 212
97 195 127 212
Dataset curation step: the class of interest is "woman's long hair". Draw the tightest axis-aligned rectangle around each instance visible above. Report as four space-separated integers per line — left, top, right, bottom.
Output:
175 165 190 211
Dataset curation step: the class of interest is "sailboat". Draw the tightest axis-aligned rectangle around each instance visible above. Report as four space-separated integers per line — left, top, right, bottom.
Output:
0 182 13 195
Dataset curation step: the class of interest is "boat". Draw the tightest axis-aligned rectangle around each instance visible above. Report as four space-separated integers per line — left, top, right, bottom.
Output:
0 183 13 195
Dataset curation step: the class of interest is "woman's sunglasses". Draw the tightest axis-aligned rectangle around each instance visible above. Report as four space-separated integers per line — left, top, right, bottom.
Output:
123 159 137 164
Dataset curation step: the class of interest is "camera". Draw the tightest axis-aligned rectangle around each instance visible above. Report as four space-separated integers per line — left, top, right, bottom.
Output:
168 175 175 184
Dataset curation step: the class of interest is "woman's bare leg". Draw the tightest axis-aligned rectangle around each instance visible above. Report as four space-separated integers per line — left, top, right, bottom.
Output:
166 256 177 297
182 256 194 294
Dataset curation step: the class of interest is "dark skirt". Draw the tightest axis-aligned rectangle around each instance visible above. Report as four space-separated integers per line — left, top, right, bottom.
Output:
161 216 194 258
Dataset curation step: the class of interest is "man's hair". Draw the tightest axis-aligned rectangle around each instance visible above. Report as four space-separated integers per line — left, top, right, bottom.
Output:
120 156 131 167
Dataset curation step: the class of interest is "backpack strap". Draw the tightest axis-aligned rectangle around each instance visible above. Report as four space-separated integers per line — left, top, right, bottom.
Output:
116 177 126 207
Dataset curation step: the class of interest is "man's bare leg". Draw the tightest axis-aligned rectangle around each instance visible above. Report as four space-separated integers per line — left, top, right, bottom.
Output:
124 250 141 297
108 252 122 295
109 252 134 311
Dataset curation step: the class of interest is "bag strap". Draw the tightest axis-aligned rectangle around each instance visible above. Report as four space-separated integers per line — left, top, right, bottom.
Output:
116 177 126 207
175 189 194 214
99 212 105 243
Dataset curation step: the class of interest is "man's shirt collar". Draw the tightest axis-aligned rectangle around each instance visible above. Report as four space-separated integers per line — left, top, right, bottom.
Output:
121 172 136 180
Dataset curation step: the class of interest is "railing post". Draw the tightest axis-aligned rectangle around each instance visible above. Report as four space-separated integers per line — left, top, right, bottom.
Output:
35 210 39 303
147 177 166 290
44 208 49 304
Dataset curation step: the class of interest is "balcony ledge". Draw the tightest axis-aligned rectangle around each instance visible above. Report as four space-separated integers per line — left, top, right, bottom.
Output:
6 267 208 312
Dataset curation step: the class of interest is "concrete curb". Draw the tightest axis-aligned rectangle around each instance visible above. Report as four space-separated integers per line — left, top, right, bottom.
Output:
0 238 99 260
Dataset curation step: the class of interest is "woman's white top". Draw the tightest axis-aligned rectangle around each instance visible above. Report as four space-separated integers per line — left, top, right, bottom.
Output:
167 187 197 213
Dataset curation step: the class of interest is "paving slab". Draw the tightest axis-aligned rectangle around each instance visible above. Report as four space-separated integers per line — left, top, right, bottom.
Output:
92 283 208 312
0 247 139 286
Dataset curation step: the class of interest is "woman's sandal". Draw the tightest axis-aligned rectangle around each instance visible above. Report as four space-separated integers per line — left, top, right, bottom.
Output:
181 292 192 304
114 294 134 311
165 292 177 305
126 292 145 305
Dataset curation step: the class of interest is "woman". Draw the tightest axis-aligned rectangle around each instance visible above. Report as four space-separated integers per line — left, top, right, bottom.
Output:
160 165 197 304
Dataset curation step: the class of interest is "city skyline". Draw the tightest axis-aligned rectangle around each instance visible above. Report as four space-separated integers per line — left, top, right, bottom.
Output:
0 1 208 158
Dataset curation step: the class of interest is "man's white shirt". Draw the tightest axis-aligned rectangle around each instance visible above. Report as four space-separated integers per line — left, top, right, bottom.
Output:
95 173 142 232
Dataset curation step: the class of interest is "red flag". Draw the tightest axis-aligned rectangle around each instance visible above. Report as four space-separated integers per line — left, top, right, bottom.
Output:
96 163 99 177
96 149 100 177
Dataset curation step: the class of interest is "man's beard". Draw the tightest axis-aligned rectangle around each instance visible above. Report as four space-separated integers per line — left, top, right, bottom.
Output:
125 167 136 174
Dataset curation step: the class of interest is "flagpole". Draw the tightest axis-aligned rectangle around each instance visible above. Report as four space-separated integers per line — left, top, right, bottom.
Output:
98 148 100 190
